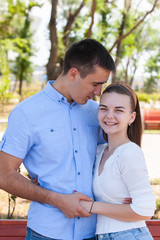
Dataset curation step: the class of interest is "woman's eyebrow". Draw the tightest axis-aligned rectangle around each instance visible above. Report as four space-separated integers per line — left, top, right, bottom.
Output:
115 106 126 109
99 105 126 109
99 104 107 108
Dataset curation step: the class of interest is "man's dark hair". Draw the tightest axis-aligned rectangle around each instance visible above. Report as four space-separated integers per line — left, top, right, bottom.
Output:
62 39 115 78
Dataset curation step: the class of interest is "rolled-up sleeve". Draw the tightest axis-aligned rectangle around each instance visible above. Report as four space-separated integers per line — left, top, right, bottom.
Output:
118 145 156 216
0 107 32 159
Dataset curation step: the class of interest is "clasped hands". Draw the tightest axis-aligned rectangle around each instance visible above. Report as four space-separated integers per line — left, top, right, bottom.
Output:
28 175 132 218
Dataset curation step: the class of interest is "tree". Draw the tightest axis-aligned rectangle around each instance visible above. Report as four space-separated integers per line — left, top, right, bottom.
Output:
143 53 160 93
0 0 41 97
46 0 58 81
108 0 159 82
45 0 160 86
46 0 86 80
11 0 41 96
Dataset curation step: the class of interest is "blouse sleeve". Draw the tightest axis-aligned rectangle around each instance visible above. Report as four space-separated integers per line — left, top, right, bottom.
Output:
117 144 156 216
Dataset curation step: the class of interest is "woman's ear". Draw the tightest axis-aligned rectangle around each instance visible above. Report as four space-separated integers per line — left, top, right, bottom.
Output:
129 111 136 125
68 68 80 82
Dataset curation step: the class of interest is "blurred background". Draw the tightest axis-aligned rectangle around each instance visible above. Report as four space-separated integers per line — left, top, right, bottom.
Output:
0 0 160 220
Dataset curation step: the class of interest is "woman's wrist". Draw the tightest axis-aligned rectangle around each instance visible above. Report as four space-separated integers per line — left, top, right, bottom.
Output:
89 201 94 213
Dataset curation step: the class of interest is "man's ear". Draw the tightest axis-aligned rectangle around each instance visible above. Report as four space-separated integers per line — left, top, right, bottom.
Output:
69 68 80 81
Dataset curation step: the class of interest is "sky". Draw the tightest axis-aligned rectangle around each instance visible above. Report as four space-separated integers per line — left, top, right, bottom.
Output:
30 1 51 66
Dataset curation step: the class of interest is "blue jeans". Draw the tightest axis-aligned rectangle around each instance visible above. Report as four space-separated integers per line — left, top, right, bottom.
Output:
96 227 153 240
25 227 96 240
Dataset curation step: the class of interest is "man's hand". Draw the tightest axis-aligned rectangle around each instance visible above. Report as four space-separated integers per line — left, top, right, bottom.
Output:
80 200 93 212
54 192 93 218
123 198 132 204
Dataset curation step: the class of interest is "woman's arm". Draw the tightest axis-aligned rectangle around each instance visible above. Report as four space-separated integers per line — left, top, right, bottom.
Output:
80 200 151 221
81 145 155 222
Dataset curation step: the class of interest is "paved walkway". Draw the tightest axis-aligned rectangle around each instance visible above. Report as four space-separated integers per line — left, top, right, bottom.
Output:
0 130 160 179
141 134 160 179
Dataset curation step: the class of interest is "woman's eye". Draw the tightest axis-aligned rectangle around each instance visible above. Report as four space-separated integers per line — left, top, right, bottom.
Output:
99 107 107 111
116 110 123 112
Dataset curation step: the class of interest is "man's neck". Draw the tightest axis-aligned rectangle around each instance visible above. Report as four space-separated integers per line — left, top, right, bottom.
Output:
52 76 73 104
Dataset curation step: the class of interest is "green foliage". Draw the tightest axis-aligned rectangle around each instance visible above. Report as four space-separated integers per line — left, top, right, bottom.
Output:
150 179 160 185
0 80 14 104
0 0 41 96
136 92 160 103
156 199 160 211
143 52 160 93
136 92 150 103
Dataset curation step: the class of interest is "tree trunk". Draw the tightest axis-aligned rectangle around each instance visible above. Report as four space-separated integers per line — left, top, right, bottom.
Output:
46 0 58 81
86 0 96 38
18 69 23 96
63 0 85 48
112 0 131 82
56 1 85 78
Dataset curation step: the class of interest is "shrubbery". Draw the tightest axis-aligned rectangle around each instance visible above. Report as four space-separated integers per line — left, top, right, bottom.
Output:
136 92 160 104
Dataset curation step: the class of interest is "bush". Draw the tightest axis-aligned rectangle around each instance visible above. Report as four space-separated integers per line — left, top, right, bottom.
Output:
136 92 150 103
136 92 160 103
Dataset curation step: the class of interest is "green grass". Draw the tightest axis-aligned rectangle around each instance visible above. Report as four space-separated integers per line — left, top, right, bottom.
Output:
143 130 160 134
150 178 160 185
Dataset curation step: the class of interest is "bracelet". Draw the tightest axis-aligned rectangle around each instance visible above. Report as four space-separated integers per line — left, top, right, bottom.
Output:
89 201 94 213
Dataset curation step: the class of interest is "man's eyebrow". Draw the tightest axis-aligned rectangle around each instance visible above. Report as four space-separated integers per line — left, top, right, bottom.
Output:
92 82 106 85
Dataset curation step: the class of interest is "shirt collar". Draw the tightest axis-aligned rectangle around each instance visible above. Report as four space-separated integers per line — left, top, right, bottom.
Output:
43 80 69 104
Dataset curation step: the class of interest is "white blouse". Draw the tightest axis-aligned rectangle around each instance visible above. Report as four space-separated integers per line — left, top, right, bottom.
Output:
93 142 156 234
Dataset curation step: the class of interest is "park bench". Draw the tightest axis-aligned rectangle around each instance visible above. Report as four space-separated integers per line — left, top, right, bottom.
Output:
143 109 160 130
0 220 27 240
0 220 160 240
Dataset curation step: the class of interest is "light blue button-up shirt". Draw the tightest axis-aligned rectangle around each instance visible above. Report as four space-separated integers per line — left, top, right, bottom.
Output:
0 81 103 240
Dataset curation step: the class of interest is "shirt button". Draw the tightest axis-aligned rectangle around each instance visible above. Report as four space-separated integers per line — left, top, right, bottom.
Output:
77 217 80 219
58 100 60 103
73 128 76 131
75 150 78 153
62 97 64 101
78 172 80 175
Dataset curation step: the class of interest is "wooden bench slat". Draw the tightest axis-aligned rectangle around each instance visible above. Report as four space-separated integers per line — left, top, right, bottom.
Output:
146 220 160 239
0 220 27 238
0 220 160 239
0 236 25 240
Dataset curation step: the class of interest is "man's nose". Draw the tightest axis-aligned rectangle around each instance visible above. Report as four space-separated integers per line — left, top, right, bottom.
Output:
94 85 102 96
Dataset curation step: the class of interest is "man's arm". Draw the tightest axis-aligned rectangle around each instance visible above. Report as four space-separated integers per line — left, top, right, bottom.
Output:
0 151 92 218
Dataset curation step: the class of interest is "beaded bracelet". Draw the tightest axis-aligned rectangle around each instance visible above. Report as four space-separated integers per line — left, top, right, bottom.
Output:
89 201 94 213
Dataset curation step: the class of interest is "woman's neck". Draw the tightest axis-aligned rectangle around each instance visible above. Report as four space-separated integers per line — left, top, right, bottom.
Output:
107 134 130 153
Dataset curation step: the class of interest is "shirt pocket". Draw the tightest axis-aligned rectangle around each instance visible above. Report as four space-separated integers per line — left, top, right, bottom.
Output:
37 126 68 155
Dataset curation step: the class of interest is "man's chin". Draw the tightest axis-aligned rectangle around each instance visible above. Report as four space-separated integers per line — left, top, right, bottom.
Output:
77 99 88 105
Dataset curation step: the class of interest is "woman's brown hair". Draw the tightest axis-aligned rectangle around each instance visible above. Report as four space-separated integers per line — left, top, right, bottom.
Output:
101 81 142 147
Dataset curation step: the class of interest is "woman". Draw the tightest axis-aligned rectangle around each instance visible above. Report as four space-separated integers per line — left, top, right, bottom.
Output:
80 82 156 240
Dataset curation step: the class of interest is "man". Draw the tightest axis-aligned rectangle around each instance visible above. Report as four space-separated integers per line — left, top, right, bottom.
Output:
0 39 115 240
